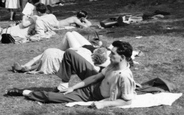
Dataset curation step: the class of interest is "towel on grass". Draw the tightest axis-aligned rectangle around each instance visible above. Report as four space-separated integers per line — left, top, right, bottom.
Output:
65 92 182 108
53 26 76 30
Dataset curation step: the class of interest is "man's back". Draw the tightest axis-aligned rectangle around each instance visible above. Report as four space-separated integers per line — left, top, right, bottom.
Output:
36 13 59 31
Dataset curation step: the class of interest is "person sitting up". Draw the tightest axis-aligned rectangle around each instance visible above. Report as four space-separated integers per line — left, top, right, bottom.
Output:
27 2 59 41
58 10 92 28
0 2 58 44
5 40 137 109
12 31 105 74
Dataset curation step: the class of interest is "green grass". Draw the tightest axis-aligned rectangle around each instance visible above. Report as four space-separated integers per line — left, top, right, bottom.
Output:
0 0 184 114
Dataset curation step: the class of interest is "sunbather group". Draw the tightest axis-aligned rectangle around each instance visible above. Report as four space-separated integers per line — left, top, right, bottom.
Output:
0 2 91 44
3 2 142 109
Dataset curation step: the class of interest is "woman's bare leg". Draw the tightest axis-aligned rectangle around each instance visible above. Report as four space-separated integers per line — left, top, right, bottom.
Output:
60 31 82 50
10 9 14 21
60 32 70 50
71 31 91 46
22 54 42 69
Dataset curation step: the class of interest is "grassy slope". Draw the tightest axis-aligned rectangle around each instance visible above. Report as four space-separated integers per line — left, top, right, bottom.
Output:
0 0 184 114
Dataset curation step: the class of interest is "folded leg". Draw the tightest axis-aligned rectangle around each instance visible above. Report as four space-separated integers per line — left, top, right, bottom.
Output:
56 49 98 82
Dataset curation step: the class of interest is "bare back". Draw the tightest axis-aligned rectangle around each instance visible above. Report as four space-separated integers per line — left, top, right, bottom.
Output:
58 16 80 28
58 16 91 28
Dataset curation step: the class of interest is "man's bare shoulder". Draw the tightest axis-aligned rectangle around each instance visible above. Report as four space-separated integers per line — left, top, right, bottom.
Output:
115 69 132 78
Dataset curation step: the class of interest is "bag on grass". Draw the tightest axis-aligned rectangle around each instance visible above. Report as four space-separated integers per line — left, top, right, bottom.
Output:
100 15 131 28
136 77 177 94
100 17 119 28
1 28 15 44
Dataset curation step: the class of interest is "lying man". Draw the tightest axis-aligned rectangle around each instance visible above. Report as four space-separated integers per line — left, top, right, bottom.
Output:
5 40 136 109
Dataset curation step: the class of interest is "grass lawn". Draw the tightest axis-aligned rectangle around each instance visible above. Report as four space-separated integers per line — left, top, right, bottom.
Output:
0 0 184 114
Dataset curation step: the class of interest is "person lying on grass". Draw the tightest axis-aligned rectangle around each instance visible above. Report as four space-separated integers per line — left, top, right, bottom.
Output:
12 31 105 74
11 30 141 75
5 40 137 109
58 10 92 28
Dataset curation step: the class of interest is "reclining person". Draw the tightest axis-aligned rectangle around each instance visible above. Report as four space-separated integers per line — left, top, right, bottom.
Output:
58 10 92 28
6 40 136 109
12 31 105 74
0 3 58 44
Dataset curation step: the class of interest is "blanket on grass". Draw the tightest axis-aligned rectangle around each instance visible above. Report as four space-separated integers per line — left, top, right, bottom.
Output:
65 92 182 108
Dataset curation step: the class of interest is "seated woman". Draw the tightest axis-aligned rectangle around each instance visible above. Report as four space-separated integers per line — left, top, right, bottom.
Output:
12 31 106 74
58 10 92 28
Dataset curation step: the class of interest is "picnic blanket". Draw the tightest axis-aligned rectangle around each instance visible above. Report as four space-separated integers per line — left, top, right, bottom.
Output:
65 92 182 108
53 26 76 30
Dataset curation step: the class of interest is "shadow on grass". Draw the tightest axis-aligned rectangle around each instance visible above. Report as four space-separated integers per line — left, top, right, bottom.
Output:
3 87 57 96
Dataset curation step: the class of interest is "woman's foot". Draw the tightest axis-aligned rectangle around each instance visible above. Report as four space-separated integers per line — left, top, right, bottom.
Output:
5 88 23 96
12 62 29 73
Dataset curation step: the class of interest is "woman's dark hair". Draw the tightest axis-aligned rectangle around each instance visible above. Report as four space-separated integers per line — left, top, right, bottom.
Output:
35 3 47 13
76 11 88 18
46 5 52 14
112 40 134 67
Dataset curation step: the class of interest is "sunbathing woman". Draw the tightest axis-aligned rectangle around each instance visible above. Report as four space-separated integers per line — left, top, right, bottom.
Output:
12 31 106 74
58 11 92 28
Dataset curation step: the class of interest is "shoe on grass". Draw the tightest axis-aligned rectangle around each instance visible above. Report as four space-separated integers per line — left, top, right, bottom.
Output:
12 62 29 73
5 88 23 96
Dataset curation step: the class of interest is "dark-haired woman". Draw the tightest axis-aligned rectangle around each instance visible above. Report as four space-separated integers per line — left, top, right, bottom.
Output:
58 11 92 28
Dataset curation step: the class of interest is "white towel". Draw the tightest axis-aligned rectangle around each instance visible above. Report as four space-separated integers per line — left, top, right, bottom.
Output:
66 92 182 109
53 26 76 30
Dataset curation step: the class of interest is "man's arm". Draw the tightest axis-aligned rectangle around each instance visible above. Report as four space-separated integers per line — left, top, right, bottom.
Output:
62 72 104 94
94 99 132 109
93 71 135 109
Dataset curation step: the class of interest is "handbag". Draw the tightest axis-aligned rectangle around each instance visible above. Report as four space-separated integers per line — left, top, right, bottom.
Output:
1 28 15 44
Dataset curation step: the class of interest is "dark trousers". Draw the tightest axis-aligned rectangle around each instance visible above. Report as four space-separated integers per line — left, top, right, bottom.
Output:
26 49 103 103
27 82 104 103
56 49 98 82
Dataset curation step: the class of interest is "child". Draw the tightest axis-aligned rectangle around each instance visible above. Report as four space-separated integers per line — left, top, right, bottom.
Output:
5 0 20 21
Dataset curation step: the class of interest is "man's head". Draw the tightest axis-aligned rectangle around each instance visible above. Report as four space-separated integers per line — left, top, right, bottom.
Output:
34 3 47 16
109 40 133 66
76 11 88 19
91 47 109 66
